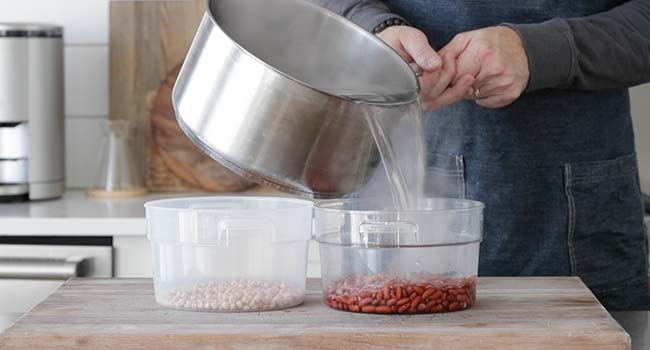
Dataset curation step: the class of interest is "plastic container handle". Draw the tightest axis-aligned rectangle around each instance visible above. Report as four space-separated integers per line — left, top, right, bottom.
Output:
216 217 276 246
359 220 418 246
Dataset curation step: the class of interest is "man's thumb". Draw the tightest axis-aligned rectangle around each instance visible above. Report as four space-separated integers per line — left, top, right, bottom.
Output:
401 29 441 71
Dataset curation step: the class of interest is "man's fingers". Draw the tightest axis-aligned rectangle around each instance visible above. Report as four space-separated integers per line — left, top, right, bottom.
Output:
473 82 520 108
453 47 481 84
465 74 519 101
472 77 511 98
475 95 510 109
423 74 475 112
421 53 456 100
401 29 441 71
474 58 507 84
439 33 470 59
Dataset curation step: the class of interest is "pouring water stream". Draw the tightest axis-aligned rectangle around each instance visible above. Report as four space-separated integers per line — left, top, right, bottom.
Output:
345 96 428 274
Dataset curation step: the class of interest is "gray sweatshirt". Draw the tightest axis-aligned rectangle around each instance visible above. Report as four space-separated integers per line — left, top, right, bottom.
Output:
311 0 650 92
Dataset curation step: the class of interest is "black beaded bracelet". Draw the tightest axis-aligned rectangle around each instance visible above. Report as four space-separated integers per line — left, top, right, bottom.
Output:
372 18 407 34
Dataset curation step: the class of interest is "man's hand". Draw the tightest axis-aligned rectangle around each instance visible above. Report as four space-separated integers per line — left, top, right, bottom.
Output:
440 26 530 108
377 26 442 72
378 26 475 112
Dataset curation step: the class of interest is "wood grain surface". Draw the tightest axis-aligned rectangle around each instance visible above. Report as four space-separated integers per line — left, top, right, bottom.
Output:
0 278 630 350
109 0 255 192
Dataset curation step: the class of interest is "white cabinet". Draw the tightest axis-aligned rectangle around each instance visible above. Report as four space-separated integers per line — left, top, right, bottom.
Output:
0 244 112 331
113 236 152 277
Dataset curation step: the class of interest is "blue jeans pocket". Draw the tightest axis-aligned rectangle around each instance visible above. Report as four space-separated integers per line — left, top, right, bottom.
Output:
564 153 650 310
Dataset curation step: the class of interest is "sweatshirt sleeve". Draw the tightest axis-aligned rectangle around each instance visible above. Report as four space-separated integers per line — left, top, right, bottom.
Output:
309 0 407 32
505 0 650 92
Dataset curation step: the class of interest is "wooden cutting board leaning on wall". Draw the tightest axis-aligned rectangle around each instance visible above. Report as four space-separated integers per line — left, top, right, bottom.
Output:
109 0 257 192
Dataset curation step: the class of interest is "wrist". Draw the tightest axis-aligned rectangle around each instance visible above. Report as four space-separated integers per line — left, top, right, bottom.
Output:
373 17 409 34
497 25 530 92
502 19 576 92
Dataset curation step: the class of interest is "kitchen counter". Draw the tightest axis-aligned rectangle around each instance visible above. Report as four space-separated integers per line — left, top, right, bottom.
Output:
0 188 282 236
0 277 631 350
0 190 166 236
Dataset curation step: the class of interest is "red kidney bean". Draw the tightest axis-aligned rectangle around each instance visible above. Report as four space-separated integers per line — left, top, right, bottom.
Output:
396 297 410 306
410 296 422 313
325 274 477 314
361 305 376 313
376 306 391 314
421 288 434 300
359 297 373 307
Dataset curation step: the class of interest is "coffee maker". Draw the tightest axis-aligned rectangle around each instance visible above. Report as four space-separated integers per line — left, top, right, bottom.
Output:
0 23 65 201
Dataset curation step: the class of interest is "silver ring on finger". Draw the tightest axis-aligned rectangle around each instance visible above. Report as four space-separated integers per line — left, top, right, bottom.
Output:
473 87 484 100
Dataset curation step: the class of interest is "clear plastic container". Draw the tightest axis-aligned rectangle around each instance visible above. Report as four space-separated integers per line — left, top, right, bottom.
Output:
145 196 313 312
314 198 483 314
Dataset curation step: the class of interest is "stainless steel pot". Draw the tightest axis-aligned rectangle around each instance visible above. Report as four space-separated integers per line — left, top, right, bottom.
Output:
173 0 419 198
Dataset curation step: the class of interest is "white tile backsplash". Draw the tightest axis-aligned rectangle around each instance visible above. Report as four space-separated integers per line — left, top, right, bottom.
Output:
0 0 109 45
65 46 109 117
0 0 111 187
65 118 105 189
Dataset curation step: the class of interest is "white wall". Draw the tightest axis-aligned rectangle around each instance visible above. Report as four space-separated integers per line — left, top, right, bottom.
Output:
0 0 109 189
0 2 648 190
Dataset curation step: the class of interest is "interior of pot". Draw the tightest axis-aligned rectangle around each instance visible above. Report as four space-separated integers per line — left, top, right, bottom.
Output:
208 0 419 104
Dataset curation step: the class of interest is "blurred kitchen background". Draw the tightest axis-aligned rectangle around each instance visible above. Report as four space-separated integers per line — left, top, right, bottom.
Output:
0 0 649 331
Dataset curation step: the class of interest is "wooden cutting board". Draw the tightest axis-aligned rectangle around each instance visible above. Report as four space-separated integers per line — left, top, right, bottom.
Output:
109 0 256 192
0 278 630 350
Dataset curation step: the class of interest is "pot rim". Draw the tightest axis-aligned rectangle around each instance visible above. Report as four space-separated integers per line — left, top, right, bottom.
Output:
203 0 420 106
